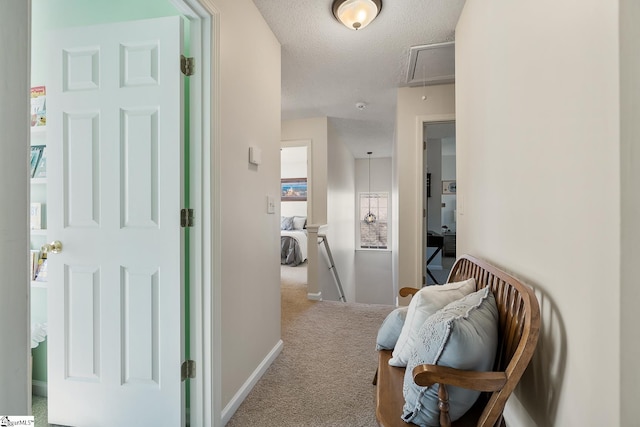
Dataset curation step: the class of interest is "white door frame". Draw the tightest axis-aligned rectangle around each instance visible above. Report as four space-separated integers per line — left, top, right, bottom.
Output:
170 0 221 425
0 0 220 424
416 114 456 286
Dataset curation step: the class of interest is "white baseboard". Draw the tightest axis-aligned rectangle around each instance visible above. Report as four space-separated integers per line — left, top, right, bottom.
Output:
32 380 47 397
221 339 283 425
307 291 322 301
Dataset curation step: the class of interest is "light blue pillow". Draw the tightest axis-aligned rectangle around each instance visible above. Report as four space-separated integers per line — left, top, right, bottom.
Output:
376 306 409 350
281 216 294 230
402 287 498 426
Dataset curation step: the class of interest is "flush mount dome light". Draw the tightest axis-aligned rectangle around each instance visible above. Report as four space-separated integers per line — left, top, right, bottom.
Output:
332 0 382 31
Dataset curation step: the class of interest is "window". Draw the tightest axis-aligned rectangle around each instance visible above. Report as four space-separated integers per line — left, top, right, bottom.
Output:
359 192 388 249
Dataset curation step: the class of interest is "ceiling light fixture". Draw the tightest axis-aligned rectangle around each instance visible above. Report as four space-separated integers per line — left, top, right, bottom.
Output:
332 0 382 31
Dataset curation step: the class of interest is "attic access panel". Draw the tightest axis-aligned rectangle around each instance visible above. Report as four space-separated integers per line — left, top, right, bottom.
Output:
406 41 455 86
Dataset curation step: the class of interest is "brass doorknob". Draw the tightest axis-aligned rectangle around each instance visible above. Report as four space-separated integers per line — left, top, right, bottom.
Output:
41 241 63 254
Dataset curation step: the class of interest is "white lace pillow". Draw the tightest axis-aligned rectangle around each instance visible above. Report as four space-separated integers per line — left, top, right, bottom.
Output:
388 278 476 367
292 216 307 230
402 287 498 425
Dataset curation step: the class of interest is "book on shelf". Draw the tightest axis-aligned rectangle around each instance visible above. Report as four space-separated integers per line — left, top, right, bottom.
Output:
34 252 48 282
30 250 40 281
33 146 47 178
30 202 42 230
30 86 46 127
30 145 44 178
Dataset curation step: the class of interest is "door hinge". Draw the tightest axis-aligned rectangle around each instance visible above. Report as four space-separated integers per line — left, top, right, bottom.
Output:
181 55 195 76
423 140 426 150
181 360 196 381
423 208 426 218
422 275 426 285
181 208 194 227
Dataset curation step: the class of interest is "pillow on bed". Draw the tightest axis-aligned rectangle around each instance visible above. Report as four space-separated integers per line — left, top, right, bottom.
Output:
376 306 409 350
389 278 476 367
293 216 307 230
402 287 498 426
281 216 294 230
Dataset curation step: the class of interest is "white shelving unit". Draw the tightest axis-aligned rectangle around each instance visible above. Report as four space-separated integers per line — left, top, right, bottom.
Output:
30 125 49 398
30 126 47 288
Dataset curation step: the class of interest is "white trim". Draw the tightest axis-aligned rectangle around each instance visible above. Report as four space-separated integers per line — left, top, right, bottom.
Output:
171 1 218 426
208 6 223 427
416 114 455 285
32 380 47 397
307 292 323 301
220 340 284 425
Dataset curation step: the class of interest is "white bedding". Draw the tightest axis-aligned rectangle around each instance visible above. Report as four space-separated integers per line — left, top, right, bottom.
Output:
280 229 308 262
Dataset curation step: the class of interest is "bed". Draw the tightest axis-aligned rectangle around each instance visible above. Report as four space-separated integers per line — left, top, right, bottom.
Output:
281 216 308 266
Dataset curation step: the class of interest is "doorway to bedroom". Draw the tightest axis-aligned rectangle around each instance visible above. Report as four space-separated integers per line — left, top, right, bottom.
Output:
280 142 310 285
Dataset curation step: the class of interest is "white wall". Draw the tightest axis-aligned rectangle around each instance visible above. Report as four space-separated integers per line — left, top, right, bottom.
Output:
280 202 307 218
282 118 328 225
394 85 456 295
283 118 391 304
620 0 640 423
0 0 31 415
280 146 308 218
456 2 620 426
425 138 444 268
355 157 393 305
426 139 442 234
217 0 282 413
441 139 456 233
322 119 356 302
280 146 307 178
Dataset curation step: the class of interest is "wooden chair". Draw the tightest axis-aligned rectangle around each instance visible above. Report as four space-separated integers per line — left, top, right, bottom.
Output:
375 254 541 427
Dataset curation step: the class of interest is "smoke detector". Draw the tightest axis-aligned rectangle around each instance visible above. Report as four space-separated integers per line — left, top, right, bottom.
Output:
356 102 367 110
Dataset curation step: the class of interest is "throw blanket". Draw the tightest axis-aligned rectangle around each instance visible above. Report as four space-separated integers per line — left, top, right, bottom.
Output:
281 230 308 266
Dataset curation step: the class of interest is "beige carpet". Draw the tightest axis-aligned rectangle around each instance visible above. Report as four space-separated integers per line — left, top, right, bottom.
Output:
226 264 394 427
31 264 394 427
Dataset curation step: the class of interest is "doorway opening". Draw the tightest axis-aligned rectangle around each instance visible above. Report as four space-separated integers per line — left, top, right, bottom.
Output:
280 141 311 285
26 1 217 425
423 121 456 285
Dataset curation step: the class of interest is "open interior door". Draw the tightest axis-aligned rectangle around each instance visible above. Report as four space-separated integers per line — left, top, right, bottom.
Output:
46 16 185 426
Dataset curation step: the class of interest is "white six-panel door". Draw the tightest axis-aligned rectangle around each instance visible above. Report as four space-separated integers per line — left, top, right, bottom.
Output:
46 17 184 426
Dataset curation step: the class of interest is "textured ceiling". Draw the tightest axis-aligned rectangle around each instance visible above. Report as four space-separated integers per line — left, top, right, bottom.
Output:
252 0 466 158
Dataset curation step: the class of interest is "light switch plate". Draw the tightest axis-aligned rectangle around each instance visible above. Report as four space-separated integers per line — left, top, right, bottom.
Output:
267 195 275 214
249 146 262 165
